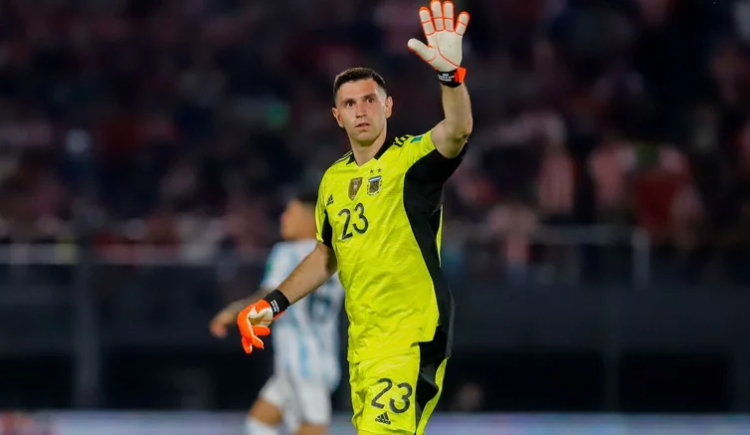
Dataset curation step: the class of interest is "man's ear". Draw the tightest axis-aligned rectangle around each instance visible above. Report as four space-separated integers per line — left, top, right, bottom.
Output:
331 107 344 128
384 96 393 119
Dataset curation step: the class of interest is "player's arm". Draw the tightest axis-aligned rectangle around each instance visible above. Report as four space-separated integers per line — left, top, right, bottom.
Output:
238 238 337 315
271 180 338 306
276 242 337 304
235 179 338 354
408 0 472 159
234 249 336 353
430 84 472 158
237 242 336 334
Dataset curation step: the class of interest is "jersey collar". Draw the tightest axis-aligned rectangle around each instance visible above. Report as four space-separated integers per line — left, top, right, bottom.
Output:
347 135 396 164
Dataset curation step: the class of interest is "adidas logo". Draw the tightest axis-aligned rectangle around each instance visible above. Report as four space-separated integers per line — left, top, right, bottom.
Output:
374 412 391 425
326 194 334 206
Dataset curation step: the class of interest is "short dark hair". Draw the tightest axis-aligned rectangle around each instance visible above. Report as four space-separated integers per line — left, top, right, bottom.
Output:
332 67 387 101
292 189 319 208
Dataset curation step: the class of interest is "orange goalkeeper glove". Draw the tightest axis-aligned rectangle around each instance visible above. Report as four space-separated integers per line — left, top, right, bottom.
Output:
236 289 290 354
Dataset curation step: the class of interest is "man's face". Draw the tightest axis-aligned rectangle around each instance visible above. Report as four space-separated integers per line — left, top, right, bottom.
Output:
332 79 393 145
280 199 315 240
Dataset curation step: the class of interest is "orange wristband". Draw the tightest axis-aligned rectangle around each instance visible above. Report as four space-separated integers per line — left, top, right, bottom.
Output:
437 67 467 87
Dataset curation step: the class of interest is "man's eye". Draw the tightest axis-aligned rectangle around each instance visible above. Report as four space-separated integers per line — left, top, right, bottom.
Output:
366 97 374 103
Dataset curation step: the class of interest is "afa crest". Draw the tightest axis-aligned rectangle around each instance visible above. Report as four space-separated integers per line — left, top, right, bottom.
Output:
349 177 363 200
368 175 382 196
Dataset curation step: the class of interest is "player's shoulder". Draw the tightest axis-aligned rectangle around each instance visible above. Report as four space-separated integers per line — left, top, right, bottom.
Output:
385 133 421 149
320 151 353 181
396 134 419 145
383 133 432 162
389 133 431 154
330 150 354 169
373 134 426 161
410 133 427 141
402 132 432 146
321 133 427 175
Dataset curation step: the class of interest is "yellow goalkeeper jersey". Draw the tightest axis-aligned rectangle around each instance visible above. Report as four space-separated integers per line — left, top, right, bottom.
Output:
315 131 465 363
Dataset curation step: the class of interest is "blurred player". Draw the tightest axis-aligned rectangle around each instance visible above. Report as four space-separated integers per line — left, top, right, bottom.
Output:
236 2 472 434
210 191 345 435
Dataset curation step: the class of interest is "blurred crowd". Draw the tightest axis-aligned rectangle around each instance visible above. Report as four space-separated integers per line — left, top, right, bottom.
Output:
1 0 750 283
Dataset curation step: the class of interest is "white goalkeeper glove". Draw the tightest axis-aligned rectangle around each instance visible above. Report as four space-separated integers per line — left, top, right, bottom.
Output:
407 0 470 87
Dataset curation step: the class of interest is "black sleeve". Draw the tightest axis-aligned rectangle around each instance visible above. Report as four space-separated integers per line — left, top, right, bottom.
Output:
405 145 468 185
320 210 333 248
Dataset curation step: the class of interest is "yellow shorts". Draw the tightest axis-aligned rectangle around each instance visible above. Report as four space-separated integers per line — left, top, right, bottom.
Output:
349 328 449 435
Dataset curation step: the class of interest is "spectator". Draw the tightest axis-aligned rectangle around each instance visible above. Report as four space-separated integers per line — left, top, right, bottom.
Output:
0 0 749 286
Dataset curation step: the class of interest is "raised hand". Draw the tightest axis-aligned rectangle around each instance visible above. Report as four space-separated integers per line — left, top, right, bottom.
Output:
407 0 470 73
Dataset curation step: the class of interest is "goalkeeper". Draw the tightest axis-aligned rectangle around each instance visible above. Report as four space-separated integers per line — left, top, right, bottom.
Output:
238 2 472 434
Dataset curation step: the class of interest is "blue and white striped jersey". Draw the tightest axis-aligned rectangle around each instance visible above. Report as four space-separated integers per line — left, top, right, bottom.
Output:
261 239 345 390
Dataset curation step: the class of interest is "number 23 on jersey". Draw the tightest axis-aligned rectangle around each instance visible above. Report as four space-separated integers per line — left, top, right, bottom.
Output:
338 202 369 240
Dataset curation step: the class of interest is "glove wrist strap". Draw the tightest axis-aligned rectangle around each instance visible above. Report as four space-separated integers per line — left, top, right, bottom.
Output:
263 289 290 315
437 67 467 88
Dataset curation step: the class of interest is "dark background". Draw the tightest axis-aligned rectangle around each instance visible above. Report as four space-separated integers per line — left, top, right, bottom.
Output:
1 0 750 415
